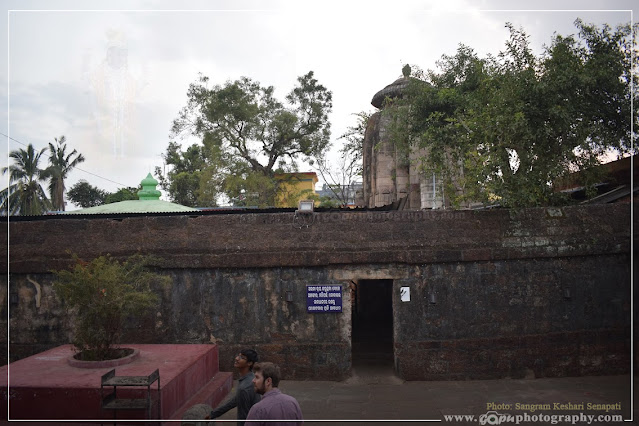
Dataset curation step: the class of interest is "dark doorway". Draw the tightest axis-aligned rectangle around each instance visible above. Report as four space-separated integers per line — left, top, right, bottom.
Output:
351 279 394 372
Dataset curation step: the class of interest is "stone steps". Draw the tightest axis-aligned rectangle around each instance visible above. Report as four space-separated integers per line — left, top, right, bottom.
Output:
168 371 233 422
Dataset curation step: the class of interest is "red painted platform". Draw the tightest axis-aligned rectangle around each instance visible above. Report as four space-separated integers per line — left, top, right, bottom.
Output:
0 344 233 422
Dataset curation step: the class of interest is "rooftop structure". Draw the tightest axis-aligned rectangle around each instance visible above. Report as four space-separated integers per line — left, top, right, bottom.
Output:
63 173 198 214
274 172 318 208
315 182 362 206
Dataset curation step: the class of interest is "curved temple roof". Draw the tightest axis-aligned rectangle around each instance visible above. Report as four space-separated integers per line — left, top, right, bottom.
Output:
63 173 198 214
371 77 412 109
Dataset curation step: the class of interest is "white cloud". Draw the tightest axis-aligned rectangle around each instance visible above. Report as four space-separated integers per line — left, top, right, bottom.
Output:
2 0 636 204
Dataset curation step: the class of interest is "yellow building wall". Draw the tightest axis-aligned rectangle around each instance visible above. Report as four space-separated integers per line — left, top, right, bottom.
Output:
274 173 318 208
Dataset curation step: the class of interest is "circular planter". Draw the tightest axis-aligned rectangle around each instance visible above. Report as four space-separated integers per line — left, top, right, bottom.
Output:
67 348 140 368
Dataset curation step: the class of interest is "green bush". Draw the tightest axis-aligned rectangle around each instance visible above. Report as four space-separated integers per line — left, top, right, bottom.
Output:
53 254 170 361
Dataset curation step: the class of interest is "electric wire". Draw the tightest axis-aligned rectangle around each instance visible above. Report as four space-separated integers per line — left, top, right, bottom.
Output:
1 132 128 187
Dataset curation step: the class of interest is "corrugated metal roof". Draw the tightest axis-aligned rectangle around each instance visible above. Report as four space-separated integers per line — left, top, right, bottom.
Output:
7 205 394 222
61 199 198 214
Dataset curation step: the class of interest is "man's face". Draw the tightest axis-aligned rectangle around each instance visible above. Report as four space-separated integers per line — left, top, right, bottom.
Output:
253 371 267 395
234 353 251 370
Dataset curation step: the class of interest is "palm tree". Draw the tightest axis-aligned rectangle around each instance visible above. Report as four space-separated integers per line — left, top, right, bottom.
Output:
44 136 85 211
1 144 51 215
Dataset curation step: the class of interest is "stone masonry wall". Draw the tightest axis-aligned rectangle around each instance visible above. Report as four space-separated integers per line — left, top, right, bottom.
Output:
6 205 630 272
393 255 630 380
1 202 633 380
5 267 352 380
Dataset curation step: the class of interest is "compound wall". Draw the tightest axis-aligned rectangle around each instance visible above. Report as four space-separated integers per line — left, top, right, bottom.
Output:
1 202 633 380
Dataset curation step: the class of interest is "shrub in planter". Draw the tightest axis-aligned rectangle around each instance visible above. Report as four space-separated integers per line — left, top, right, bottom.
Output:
53 253 170 361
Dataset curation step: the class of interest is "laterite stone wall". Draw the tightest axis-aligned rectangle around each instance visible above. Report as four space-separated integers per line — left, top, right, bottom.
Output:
1 202 633 380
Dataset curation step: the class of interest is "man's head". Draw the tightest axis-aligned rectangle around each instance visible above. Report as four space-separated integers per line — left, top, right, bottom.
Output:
252 362 281 395
234 349 259 372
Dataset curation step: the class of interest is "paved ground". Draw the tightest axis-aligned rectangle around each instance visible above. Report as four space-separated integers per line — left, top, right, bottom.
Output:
215 361 636 425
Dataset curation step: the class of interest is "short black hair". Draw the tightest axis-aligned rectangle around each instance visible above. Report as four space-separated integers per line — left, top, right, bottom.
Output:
240 348 259 369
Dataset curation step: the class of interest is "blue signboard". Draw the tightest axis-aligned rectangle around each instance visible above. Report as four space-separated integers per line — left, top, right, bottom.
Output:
307 285 342 313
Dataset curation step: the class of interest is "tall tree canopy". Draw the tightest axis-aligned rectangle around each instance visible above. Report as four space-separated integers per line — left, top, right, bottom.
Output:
104 186 139 204
67 180 108 208
164 71 332 206
155 141 207 207
1 144 51 215
390 20 637 208
44 136 85 211
67 182 142 208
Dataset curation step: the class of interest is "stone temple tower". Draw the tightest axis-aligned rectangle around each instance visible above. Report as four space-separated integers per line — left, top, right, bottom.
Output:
361 68 447 209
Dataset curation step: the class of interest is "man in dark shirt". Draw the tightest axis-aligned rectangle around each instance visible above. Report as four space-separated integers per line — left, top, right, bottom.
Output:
208 349 261 425
245 362 303 426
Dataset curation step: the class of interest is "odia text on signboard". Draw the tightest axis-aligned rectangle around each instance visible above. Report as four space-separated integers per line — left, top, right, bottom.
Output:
307 285 342 313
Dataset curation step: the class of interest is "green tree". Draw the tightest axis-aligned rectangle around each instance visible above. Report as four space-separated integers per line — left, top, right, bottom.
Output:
67 180 108 208
223 165 278 207
391 20 637 208
167 71 333 207
1 144 51 215
155 141 208 207
44 136 85 211
53 253 169 361
104 186 139 204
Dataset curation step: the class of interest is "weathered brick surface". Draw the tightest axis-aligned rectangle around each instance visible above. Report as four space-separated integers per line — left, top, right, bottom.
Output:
3 267 353 380
3 203 632 273
396 328 630 381
393 253 631 379
0 202 633 380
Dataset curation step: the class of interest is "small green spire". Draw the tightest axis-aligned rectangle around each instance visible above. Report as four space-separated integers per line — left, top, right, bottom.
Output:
137 173 162 200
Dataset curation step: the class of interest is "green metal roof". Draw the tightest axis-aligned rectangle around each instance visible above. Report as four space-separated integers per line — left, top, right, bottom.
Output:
63 173 198 214
64 199 198 214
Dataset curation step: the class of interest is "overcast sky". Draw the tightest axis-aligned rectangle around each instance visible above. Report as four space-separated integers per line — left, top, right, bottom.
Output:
1 0 636 209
